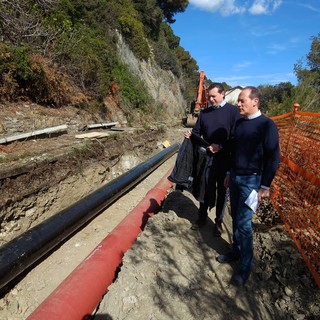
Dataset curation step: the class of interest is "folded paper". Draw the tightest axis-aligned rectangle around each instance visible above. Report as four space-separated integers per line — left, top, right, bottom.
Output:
245 189 259 212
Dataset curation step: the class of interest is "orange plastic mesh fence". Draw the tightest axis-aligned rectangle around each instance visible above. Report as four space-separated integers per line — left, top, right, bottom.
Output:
270 110 320 287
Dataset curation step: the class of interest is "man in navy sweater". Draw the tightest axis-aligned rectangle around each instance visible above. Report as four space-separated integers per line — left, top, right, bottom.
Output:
185 83 240 235
217 86 280 286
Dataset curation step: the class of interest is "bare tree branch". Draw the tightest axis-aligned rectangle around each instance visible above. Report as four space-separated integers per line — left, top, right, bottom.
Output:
0 0 57 49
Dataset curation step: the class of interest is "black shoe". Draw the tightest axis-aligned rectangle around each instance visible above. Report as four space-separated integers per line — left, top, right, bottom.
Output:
175 184 184 192
216 253 240 264
216 221 223 233
191 219 207 230
230 274 246 286
213 222 223 237
230 270 250 286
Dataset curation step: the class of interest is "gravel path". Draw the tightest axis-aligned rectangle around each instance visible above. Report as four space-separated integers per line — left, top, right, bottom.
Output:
95 188 320 320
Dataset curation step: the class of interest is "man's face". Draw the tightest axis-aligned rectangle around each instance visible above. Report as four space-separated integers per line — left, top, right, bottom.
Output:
208 88 224 106
237 89 258 118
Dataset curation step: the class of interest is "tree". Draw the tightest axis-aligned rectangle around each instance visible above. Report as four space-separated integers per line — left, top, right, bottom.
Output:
258 82 294 115
132 0 163 39
294 33 320 88
156 0 189 23
160 22 180 49
293 33 320 111
306 34 320 73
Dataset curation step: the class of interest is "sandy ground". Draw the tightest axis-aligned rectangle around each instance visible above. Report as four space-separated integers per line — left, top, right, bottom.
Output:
95 189 320 320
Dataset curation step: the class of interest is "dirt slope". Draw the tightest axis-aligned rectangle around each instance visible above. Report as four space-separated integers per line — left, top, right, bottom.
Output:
0 100 184 245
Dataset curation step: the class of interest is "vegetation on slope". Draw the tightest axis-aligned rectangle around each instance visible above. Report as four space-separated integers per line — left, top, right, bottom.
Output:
0 1 319 118
0 0 197 122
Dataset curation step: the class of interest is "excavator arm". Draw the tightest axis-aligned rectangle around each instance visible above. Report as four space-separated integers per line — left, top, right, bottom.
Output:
185 70 208 127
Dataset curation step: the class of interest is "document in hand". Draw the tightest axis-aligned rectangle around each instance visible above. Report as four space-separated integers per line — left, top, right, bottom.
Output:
245 189 259 212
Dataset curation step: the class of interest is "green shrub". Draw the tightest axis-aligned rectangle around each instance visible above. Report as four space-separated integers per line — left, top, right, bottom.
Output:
112 62 153 109
152 41 181 77
0 44 43 101
119 1 150 60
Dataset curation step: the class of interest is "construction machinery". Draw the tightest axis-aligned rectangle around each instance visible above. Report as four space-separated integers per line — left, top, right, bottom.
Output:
185 70 208 127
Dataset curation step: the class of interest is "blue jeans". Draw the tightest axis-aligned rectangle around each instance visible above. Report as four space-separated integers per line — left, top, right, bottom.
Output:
229 171 261 277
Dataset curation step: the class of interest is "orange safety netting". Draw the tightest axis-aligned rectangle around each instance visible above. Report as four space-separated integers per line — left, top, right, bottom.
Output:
270 109 320 287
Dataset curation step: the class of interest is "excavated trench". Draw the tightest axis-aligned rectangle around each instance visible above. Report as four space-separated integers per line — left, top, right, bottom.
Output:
0 124 186 319
0 128 183 245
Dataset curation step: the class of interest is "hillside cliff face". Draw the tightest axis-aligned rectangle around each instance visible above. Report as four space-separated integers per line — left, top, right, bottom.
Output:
117 33 186 119
101 33 188 126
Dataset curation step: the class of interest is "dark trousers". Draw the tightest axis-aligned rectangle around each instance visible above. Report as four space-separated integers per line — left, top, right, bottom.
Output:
198 165 227 224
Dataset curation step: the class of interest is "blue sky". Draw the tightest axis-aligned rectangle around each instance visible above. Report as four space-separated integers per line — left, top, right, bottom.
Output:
171 0 320 87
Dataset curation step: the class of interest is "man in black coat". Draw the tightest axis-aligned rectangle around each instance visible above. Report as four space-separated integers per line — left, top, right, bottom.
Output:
185 83 241 235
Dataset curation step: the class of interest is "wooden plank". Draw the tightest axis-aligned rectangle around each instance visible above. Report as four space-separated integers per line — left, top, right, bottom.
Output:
75 132 110 139
0 125 68 144
85 122 119 130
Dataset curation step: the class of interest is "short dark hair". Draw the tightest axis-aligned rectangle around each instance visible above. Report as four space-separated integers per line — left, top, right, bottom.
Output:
244 86 261 101
208 82 225 94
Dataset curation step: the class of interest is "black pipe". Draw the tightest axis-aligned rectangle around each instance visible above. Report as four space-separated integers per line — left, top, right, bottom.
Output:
0 143 179 290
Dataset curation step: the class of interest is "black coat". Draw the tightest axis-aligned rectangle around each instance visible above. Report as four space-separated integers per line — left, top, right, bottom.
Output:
168 134 211 204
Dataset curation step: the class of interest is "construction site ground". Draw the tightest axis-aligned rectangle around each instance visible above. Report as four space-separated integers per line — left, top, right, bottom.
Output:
94 187 320 320
0 103 319 319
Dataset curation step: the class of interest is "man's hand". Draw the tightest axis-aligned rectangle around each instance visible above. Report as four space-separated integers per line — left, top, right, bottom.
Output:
184 130 192 139
224 175 230 188
258 188 270 202
207 143 220 154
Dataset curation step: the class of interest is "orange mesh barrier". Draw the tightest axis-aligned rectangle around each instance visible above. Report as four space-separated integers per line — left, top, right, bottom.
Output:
270 109 320 287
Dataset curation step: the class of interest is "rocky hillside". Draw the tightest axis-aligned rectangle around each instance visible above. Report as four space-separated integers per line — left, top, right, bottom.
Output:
117 32 186 121
0 1 196 127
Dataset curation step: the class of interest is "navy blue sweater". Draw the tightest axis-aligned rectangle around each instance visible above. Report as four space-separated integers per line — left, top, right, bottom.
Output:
192 103 240 147
231 114 280 187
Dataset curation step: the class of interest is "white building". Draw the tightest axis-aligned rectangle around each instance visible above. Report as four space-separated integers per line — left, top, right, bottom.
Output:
225 86 243 105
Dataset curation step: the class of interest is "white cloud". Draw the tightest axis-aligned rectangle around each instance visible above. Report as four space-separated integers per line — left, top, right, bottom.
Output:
189 0 282 16
298 3 320 14
232 61 252 72
249 0 282 15
289 37 300 44
267 38 301 54
267 43 286 54
249 24 283 37
214 72 295 87
189 0 245 16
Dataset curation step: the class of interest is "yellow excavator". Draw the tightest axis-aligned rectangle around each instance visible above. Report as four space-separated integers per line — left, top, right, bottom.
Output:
185 70 208 127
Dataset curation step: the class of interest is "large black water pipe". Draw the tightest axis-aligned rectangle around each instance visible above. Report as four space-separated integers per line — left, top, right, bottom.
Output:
0 143 179 291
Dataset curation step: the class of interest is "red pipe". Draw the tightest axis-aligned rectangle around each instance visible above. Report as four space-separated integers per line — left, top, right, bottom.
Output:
27 168 174 320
